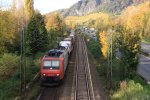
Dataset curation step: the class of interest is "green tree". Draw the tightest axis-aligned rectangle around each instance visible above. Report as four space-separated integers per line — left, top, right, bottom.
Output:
116 26 141 79
26 12 49 55
35 11 48 51
26 16 40 55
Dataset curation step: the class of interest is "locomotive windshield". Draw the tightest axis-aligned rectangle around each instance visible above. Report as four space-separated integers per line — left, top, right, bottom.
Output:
43 60 51 67
43 60 60 69
52 61 59 67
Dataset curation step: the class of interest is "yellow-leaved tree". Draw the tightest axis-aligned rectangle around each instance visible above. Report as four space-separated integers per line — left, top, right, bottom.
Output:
99 31 109 58
25 0 34 22
46 13 64 31
120 2 150 32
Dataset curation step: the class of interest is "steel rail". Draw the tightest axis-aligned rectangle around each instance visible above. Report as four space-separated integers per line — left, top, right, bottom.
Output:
74 34 95 100
82 36 96 100
81 36 91 100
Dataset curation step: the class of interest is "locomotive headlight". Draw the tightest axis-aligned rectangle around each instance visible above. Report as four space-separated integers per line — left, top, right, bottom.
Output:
56 74 59 76
43 74 46 76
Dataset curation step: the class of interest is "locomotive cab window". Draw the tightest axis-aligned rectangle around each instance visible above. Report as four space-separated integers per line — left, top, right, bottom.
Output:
52 60 60 69
43 60 60 69
43 60 51 69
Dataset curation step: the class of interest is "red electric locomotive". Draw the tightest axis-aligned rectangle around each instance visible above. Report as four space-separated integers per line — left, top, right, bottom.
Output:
40 30 75 85
40 49 69 85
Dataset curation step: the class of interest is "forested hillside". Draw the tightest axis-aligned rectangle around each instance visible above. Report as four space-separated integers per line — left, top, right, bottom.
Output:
51 0 146 17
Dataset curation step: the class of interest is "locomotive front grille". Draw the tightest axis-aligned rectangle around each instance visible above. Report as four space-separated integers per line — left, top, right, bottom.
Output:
42 76 60 82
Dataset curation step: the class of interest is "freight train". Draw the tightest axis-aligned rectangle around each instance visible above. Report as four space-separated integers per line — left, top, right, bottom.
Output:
40 30 75 85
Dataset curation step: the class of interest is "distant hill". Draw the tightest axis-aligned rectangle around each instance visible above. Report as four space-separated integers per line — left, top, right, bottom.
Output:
46 0 145 17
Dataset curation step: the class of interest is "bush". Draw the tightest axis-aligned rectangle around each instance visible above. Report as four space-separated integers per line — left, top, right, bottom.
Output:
0 53 20 100
111 80 150 100
97 58 123 90
87 39 101 59
0 77 20 100
0 53 20 80
143 34 150 42
25 57 40 83
25 52 43 82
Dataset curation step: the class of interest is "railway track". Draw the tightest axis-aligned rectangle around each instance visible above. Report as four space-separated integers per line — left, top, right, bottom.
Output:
74 34 95 100
36 86 58 100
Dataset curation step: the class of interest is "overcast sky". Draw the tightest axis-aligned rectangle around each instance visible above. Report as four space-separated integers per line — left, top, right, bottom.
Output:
0 0 80 14
34 0 80 14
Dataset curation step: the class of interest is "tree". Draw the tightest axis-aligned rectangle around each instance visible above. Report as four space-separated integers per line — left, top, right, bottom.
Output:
0 11 18 53
24 0 34 22
35 11 48 50
115 26 141 78
26 16 40 55
46 13 65 37
99 31 109 58
25 12 49 55
12 0 17 13
143 11 150 41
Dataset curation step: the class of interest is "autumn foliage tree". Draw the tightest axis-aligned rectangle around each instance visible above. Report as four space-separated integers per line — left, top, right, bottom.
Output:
25 0 34 22
99 31 109 58
45 13 66 40
0 11 18 53
46 13 64 31
118 2 150 41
